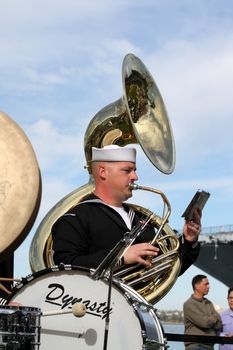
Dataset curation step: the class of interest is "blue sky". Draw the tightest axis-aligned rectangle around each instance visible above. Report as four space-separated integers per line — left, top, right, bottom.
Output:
1 0 233 310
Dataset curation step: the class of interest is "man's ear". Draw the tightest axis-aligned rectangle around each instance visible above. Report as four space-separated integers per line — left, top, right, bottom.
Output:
99 165 107 180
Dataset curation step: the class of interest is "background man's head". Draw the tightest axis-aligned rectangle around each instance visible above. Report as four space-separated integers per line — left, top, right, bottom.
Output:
192 274 210 297
227 287 233 310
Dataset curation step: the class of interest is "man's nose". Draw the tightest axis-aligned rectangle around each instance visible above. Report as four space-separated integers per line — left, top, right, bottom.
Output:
131 171 138 181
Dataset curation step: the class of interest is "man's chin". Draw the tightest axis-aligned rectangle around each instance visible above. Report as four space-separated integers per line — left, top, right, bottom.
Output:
124 190 133 200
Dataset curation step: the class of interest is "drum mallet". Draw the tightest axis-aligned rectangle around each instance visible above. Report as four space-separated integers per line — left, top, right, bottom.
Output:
42 303 86 317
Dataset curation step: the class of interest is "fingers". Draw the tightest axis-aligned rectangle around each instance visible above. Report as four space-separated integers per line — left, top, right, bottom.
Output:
123 243 159 266
8 301 22 306
187 220 201 231
185 207 202 233
183 219 201 242
137 256 152 268
140 243 159 255
140 243 159 256
192 208 202 225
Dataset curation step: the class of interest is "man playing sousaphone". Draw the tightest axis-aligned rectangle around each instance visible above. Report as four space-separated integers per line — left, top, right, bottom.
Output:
52 145 202 291
26 53 202 304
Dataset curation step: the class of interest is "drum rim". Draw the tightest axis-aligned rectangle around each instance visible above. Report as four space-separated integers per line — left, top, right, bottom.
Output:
0 305 41 312
9 264 150 306
8 264 89 302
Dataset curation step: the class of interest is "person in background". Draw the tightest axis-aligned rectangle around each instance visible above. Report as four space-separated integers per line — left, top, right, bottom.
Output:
0 283 9 305
52 145 202 273
0 296 21 306
183 274 222 350
219 287 233 350
0 297 7 305
0 283 22 306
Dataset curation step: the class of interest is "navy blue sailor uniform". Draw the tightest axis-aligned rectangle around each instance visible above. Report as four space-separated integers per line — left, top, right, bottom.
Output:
52 194 200 275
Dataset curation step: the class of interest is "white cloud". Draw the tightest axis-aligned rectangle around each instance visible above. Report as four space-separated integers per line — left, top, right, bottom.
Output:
23 119 85 175
155 176 233 192
24 68 68 86
0 0 120 27
140 33 233 166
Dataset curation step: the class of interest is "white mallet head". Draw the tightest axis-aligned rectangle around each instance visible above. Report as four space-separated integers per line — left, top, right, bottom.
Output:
72 303 86 317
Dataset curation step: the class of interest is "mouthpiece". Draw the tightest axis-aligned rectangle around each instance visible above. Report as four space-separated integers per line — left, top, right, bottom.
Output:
129 183 139 190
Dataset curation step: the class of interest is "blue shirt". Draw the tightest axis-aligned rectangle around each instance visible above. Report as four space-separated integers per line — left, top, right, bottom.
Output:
219 308 233 350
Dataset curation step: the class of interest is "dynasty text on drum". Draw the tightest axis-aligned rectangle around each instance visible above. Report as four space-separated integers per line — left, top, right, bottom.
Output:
46 283 112 319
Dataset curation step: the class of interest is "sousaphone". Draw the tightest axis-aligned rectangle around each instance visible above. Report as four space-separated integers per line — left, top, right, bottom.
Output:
29 53 180 304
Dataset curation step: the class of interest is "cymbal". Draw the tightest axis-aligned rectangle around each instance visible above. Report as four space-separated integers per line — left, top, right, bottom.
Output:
0 111 41 260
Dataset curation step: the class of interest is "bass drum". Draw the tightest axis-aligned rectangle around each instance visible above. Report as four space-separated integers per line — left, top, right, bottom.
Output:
0 111 41 259
9 266 165 350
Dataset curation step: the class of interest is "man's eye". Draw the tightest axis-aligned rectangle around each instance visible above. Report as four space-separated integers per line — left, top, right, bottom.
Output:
122 168 136 173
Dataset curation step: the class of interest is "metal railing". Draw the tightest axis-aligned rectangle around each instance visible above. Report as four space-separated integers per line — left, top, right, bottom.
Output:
166 332 233 345
200 224 233 235
178 224 233 242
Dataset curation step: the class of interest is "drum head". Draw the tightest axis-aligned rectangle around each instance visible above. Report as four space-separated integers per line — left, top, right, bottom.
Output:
9 266 165 350
0 111 41 259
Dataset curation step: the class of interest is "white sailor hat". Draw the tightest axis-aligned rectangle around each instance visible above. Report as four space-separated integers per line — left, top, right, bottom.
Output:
91 145 136 163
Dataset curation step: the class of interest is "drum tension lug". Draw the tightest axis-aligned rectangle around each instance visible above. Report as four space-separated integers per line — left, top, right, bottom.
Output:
142 336 168 349
125 292 157 312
